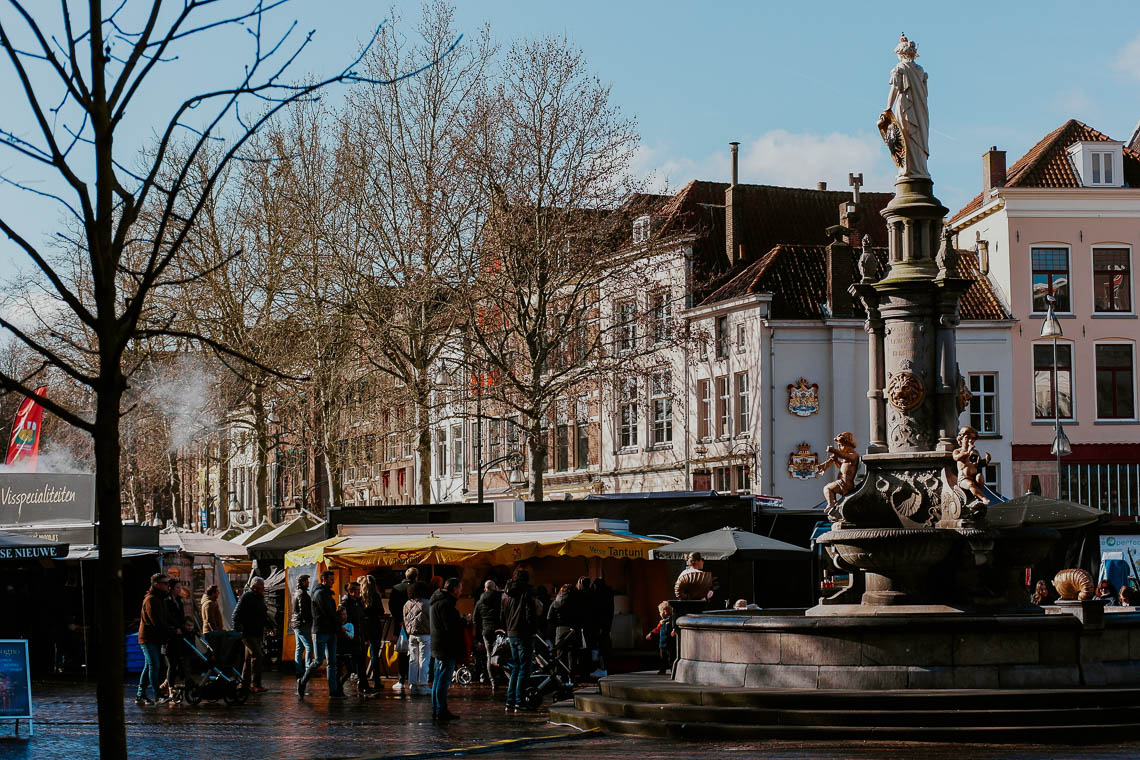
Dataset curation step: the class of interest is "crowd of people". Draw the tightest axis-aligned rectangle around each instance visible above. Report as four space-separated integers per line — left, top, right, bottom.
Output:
1031 577 1139 607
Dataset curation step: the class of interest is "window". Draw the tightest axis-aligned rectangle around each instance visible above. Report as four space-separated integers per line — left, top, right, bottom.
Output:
735 372 750 432
576 422 590 469
650 291 672 345
735 464 752 493
714 466 731 492
697 379 711 440
981 463 999 494
1092 151 1114 185
632 215 651 244
1093 248 1131 313
1033 343 1073 419
617 301 637 353
1096 344 1135 420
968 373 998 434
556 425 569 471
488 418 502 461
435 429 447 477
451 424 463 474
715 375 731 437
619 378 638 448
736 322 746 352
1031 247 1070 313
651 371 673 445
715 316 729 359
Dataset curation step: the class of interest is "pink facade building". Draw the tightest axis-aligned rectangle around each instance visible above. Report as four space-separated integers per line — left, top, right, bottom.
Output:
949 120 1140 515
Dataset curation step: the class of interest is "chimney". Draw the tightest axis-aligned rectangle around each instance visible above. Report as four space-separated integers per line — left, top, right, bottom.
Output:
826 232 856 317
817 181 828 191
975 232 990 275
726 142 743 265
982 146 1006 192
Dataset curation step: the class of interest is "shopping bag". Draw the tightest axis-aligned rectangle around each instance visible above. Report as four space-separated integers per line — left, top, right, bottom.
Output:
395 628 409 654
383 640 399 668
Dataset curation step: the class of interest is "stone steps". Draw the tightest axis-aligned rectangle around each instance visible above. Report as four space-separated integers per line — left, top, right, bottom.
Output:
547 674 1140 742
549 701 1140 742
575 692 1140 727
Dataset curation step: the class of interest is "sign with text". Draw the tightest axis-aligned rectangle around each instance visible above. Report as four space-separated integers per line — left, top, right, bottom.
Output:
0 640 32 719
0 474 95 527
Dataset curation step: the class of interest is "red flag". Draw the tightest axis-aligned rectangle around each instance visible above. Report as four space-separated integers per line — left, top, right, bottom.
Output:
6 386 47 470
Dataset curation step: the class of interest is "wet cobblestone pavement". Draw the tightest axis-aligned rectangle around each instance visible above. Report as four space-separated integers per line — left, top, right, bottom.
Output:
6 673 1140 759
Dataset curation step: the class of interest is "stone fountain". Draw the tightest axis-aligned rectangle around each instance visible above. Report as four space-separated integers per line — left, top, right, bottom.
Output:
551 36 1140 741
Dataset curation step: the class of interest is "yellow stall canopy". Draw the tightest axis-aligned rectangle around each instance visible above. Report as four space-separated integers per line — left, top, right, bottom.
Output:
285 519 668 570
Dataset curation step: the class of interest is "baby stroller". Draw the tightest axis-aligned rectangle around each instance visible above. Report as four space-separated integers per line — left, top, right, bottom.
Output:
455 630 510 687
171 630 249 706
512 633 574 710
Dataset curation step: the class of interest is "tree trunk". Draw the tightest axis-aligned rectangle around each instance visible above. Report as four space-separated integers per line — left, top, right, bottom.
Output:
94 383 126 760
416 382 432 503
252 386 270 524
216 436 231 529
528 417 546 502
323 449 341 507
167 452 182 530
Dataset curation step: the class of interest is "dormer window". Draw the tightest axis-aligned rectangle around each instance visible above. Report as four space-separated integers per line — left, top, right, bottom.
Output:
632 215 651 245
1067 141 1124 187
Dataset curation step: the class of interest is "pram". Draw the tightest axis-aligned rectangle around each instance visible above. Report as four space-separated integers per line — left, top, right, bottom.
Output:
455 630 509 687
170 630 249 706
508 632 575 709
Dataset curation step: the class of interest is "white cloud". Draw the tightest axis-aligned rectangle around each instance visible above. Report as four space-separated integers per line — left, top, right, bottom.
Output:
634 129 896 195
1114 33 1140 81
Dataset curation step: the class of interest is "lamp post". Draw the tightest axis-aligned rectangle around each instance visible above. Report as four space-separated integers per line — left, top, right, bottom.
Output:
1040 295 1071 498
477 450 526 503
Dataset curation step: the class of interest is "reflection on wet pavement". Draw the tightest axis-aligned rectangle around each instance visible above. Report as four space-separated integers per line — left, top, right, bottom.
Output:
7 673 1140 759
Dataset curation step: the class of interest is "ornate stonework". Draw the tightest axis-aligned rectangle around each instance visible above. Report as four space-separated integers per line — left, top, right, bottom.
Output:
787 377 820 417
886 371 924 411
956 375 972 414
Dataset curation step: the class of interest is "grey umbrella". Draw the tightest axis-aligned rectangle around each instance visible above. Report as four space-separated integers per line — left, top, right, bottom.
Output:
985 493 1108 531
650 526 810 561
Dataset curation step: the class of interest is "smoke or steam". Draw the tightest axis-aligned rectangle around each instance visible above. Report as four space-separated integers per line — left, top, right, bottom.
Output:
144 355 219 452
0 446 92 475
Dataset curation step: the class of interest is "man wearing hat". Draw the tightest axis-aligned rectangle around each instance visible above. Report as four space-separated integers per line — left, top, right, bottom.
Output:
136 573 175 705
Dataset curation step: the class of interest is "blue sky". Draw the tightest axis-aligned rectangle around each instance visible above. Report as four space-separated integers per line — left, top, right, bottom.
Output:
3 1 1140 280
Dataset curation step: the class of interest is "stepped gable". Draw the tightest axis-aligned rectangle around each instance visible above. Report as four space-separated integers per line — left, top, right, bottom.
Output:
700 242 1008 321
949 119 1140 225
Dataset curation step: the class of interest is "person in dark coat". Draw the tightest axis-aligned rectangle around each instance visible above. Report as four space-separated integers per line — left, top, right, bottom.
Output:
232 577 273 692
428 578 464 722
299 570 344 698
136 573 175 705
548 580 588 681
342 581 371 694
359 575 385 693
389 567 418 692
473 580 503 689
500 568 538 712
291 574 314 676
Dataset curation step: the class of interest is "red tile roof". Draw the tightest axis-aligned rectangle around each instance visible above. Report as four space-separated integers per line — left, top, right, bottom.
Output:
949 119 1140 225
701 243 1009 322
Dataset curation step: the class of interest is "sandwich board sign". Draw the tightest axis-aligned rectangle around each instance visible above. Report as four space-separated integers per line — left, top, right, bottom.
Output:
0 640 33 737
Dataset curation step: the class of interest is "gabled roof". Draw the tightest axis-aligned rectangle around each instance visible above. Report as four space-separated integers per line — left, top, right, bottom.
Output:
949 119 1140 225
700 243 1010 322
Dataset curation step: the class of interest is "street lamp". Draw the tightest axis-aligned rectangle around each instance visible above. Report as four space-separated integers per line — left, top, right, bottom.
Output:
1039 295 1070 498
477 450 526 503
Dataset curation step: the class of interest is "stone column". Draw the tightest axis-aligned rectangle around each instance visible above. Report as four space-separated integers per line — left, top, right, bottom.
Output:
866 314 888 453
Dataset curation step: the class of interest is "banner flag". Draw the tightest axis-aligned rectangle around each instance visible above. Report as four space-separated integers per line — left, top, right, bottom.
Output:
5 387 47 470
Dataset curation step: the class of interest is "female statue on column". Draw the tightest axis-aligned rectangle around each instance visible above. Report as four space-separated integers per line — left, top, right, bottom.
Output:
878 35 929 179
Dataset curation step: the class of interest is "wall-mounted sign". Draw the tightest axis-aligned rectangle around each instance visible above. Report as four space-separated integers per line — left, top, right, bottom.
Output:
787 378 820 417
0 474 95 527
788 443 820 480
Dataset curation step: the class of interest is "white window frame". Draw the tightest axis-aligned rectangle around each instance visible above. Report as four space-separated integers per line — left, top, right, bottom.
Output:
715 375 731 438
735 321 746 353
697 379 711 441
968 372 999 435
981 463 999 493
1089 244 1134 316
1093 340 1137 422
617 300 638 354
435 428 447 477
1032 341 1076 422
1067 141 1124 188
619 378 639 449
451 424 463 474
735 372 750 433
632 215 651 245
715 315 729 360
650 290 673 346
714 466 731 493
650 371 673 445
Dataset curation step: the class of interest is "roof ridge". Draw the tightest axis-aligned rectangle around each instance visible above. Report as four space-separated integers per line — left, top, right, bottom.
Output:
1006 119 1078 187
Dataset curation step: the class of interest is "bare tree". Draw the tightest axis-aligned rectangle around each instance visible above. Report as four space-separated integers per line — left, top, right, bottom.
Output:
338 2 493 503
0 4 452 756
462 37 645 501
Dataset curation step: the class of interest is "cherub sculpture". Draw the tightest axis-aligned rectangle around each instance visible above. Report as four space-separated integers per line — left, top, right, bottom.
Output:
817 432 860 517
952 425 991 504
